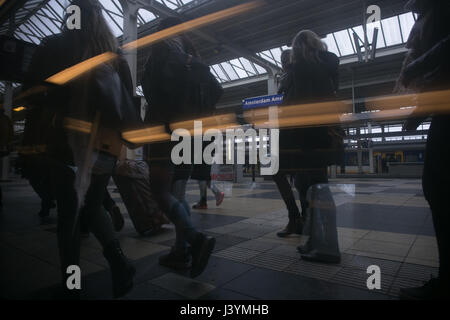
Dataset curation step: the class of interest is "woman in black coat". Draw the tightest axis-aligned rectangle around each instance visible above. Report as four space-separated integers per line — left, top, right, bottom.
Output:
397 0 450 300
23 0 135 298
282 30 342 263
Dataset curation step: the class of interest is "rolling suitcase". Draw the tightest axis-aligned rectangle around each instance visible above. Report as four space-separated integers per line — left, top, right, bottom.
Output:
113 160 169 235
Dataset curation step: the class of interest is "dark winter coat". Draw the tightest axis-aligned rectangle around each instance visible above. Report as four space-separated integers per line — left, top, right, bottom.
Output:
278 51 343 171
398 0 450 197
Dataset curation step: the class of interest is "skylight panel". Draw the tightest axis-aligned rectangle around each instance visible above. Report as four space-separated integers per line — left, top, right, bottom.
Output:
333 29 355 56
381 16 403 46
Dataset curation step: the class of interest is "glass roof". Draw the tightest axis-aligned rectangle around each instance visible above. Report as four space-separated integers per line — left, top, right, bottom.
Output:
214 12 416 85
322 12 416 58
10 0 196 43
1 2 416 93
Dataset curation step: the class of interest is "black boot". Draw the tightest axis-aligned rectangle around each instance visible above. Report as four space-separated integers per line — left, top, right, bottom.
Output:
103 239 136 298
159 247 191 270
277 217 304 238
190 233 216 278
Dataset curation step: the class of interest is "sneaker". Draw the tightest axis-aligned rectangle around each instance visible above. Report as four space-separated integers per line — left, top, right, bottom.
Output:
190 233 216 278
215 192 225 206
159 249 191 270
192 202 208 210
400 278 449 300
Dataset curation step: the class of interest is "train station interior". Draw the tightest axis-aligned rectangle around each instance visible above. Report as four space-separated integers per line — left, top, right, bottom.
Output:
0 0 446 300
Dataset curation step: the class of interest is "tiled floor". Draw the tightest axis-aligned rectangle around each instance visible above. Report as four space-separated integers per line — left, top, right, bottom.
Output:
0 177 438 300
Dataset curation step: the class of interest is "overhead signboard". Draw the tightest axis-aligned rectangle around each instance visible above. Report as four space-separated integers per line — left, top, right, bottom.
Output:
242 94 284 110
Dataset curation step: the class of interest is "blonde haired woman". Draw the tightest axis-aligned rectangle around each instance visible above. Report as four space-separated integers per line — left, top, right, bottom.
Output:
280 30 343 263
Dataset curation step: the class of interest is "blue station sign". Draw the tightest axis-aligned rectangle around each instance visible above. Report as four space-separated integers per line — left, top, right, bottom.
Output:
242 94 284 110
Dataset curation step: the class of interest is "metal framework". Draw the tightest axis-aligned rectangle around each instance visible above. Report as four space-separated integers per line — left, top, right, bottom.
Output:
0 0 414 95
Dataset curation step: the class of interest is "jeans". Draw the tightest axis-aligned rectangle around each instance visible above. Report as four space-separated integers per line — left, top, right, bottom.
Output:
147 142 198 254
81 153 117 248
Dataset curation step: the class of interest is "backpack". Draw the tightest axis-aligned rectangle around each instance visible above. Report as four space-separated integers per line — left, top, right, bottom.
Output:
142 41 223 124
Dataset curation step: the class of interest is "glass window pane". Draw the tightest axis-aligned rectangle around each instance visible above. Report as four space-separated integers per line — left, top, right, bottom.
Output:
239 58 257 75
138 9 157 24
398 12 415 42
333 30 354 56
381 16 403 46
221 62 240 81
322 33 340 56
211 65 227 82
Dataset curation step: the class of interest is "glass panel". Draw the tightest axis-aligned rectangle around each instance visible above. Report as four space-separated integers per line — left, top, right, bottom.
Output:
138 9 157 24
322 33 340 56
398 12 415 42
221 62 240 81
333 30 355 56
211 65 228 82
239 58 257 75
381 16 403 46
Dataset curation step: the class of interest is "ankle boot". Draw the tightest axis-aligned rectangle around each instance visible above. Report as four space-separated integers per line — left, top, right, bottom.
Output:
103 239 136 298
277 217 304 238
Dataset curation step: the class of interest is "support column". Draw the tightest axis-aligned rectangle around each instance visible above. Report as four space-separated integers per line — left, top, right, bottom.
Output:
120 0 138 160
357 127 363 174
368 122 374 174
121 1 138 89
1 82 13 181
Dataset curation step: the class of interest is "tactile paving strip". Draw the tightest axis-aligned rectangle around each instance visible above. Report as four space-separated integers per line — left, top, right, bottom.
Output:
396 263 438 282
343 255 402 276
285 260 342 281
229 225 278 240
235 239 280 252
329 267 394 295
213 246 260 262
245 252 297 271
388 277 425 297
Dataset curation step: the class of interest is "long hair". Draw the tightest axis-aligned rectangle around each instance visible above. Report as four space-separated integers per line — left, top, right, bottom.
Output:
291 30 327 64
62 0 118 60
157 17 200 58
280 49 292 72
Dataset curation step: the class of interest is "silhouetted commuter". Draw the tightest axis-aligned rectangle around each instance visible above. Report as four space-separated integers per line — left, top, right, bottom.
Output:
282 30 343 263
19 155 56 218
191 145 225 210
274 49 304 237
0 108 13 208
23 0 135 298
142 17 216 277
397 0 450 300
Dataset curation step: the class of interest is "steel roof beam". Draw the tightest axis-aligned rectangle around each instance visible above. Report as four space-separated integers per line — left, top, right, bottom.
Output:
135 0 282 74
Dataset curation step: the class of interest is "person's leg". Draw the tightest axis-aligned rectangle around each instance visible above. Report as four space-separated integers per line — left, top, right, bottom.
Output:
84 172 134 298
103 188 124 232
208 180 225 206
84 174 116 247
102 189 115 213
193 180 208 209
171 178 193 255
28 173 54 218
298 168 340 263
273 171 302 237
47 159 80 297
295 171 310 217
149 162 215 277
